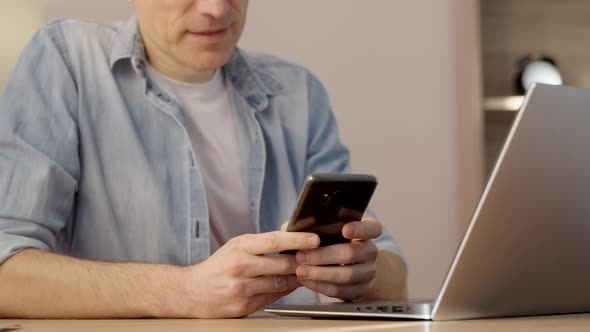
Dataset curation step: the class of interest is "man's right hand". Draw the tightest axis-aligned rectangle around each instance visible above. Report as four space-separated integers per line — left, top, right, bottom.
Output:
0 231 319 319
172 231 320 318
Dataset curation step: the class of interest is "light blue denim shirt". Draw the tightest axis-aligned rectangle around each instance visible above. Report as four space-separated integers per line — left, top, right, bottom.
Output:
0 18 402 303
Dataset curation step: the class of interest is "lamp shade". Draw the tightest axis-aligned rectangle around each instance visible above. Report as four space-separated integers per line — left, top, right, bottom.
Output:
521 60 563 91
515 55 563 95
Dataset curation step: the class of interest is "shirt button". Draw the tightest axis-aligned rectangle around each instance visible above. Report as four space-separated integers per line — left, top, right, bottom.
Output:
132 59 144 71
247 95 260 107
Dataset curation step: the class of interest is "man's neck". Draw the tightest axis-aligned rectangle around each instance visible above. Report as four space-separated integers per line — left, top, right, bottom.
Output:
148 57 216 84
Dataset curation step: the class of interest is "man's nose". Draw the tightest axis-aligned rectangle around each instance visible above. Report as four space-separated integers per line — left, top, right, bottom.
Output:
199 0 231 20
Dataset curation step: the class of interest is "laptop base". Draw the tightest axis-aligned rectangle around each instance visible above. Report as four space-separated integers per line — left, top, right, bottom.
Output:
265 300 434 320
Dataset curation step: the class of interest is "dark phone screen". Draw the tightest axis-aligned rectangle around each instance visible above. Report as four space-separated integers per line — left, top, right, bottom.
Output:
287 174 377 247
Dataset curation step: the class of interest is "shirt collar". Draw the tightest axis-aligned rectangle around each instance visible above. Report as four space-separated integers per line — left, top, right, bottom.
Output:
109 16 283 112
109 17 146 76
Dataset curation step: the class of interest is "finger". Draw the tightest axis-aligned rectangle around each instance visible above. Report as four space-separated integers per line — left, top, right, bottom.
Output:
245 275 300 297
247 254 298 277
296 261 376 284
234 231 320 255
298 279 372 302
342 218 383 240
296 241 378 266
280 221 289 232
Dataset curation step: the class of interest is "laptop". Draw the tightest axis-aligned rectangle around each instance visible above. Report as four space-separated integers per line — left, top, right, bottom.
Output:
265 83 590 320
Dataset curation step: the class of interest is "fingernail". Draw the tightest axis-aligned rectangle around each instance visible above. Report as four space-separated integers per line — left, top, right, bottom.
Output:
297 251 307 263
298 266 309 278
308 236 319 247
344 226 355 238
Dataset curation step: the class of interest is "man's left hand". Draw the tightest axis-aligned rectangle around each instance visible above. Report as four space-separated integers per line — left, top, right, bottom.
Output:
285 218 383 301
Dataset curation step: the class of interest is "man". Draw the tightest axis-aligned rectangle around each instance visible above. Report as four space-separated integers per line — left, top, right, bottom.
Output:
0 0 407 318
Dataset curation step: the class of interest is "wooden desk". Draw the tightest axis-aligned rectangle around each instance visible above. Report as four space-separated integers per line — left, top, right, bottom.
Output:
2 312 590 332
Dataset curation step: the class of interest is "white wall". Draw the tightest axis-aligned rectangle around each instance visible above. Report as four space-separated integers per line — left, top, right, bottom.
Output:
0 0 484 299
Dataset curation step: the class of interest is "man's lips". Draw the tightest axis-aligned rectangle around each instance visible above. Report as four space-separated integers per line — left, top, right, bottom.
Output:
189 27 229 36
187 27 229 44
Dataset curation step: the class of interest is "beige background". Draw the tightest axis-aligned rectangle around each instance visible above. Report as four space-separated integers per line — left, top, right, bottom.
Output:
0 0 484 299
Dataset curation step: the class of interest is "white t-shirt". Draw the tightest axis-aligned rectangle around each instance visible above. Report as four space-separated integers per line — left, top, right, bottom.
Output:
147 65 253 253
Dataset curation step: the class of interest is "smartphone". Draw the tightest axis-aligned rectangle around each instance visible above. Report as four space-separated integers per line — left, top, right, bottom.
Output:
285 173 378 249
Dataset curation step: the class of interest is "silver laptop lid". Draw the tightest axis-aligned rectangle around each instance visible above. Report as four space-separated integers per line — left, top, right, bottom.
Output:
432 84 590 320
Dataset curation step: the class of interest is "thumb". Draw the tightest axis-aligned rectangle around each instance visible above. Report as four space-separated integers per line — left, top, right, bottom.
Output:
280 221 289 232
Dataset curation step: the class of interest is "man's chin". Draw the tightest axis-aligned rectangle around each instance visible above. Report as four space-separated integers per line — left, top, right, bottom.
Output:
183 49 234 70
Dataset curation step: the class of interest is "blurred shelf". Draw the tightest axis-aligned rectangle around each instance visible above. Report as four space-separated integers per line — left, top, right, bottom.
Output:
483 96 524 112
